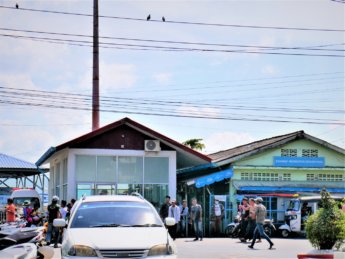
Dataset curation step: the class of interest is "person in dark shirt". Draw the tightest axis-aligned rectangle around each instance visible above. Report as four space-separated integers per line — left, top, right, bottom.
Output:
46 196 61 248
159 195 171 222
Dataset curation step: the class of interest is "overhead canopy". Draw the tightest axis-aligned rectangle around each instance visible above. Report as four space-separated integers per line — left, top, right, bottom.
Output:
233 180 345 194
239 186 345 193
195 168 233 188
0 153 48 177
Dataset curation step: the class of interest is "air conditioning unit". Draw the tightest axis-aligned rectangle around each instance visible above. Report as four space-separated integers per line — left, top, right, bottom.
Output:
145 140 161 152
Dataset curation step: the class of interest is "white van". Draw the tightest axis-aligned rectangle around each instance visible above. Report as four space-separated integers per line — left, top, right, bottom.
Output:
10 189 41 215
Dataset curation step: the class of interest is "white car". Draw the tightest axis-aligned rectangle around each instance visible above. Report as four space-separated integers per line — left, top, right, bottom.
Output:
54 195 177 259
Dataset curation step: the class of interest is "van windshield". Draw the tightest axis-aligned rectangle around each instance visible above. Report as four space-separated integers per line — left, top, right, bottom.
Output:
70 201 163 228
287 200 300 211
13 198 40 207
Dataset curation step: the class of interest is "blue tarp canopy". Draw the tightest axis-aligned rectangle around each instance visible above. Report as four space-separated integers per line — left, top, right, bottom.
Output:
239 186 345 193
195 168 233 188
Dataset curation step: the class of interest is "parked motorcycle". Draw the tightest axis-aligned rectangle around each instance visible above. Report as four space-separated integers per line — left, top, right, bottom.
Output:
0 226 45 250
225 214 241 238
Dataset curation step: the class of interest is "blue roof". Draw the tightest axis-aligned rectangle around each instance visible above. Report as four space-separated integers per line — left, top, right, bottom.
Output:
0 153 38 169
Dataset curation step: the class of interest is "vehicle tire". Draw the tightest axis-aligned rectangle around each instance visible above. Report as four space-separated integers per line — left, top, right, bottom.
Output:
281 229 289 238
225 225 235 237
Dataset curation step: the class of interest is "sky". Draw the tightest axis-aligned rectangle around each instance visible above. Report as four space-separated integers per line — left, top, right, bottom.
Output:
0 0 344 164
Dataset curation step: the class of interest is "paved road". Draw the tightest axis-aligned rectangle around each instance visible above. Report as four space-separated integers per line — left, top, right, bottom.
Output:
175 237 314 259
51 237 343 259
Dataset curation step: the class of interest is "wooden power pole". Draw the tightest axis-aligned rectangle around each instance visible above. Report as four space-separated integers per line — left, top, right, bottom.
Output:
92 0 100 131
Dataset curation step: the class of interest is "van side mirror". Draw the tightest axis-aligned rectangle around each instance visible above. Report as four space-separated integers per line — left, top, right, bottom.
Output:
165 217 175 226
53 218 66 228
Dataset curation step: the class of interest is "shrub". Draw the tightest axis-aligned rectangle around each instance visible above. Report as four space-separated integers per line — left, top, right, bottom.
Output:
306 189 345 250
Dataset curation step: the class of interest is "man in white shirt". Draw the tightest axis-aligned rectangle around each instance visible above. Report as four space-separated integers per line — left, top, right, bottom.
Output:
211 198 224 236
59 200 68 219
168 199 180 240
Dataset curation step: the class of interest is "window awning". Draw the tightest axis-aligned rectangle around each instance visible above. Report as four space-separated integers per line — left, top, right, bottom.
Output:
195 168 233 188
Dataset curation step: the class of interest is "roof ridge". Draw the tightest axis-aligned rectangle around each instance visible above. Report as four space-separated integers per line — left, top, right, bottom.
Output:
208 130 303 156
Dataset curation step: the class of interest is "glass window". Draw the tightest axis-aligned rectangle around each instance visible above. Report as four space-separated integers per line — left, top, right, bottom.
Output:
77 184 95 199
63 158 68 184
70 201 162 228
76 155 96 182
118 157 143 184
144 157 169 183
117 184 142 195
63 184 67 200
97 156 116 182
144 184 168 211
96 184 116 195
55 162 61 187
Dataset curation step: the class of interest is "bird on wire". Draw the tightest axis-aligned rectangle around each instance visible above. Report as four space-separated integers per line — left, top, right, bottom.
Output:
162 16 165 22
147 14 151 21
15 3 19 8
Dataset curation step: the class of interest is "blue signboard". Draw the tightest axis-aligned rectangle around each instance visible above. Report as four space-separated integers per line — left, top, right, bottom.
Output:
273 156 325 168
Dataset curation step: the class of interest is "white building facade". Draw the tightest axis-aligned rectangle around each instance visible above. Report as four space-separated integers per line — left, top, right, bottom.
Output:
37 118 210 210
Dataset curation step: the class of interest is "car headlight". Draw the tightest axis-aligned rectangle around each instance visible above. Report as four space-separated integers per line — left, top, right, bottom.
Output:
67 245 97 257
148 244 176 256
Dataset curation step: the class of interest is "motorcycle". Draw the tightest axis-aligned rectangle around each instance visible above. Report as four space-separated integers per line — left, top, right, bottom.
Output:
225 216 276 238
225 214 241 238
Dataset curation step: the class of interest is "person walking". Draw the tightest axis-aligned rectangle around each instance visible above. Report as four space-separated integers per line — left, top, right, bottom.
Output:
46 196 61 248
168 199 180 240
190 198 203 241
6 198 16 222
159 195 171 222
179 200 189 237
248 197 274 250
238 197 250 238
241 198 261 243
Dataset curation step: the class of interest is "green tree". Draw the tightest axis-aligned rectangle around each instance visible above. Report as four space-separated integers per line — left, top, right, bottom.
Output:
306 189 345 250
182 138 205 151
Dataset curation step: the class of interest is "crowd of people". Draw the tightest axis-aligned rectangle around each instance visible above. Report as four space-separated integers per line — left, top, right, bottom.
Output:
5 196 77 248
158 195 275 249
159 195 204 241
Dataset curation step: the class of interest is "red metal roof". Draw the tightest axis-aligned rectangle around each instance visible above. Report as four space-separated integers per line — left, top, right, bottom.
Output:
49 117 211 164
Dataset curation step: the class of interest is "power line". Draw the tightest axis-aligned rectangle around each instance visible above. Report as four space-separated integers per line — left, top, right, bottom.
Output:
1 86 344 114
2 91 342 123
1 27 344 52
1 98 344 125
0 86 344 116
1 33 344 57
0 5 344 32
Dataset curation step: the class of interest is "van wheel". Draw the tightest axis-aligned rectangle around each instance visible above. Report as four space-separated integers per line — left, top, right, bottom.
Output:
281 229 289 238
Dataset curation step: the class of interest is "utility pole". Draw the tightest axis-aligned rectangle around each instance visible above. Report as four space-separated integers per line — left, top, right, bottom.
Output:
92 0 100 131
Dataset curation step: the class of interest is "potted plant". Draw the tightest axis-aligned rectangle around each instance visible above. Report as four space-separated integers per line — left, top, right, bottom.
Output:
298 189 345 259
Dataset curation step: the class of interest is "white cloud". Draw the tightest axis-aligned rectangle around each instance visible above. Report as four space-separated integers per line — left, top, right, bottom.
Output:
78 62 137 93
176 105 220 118
261 65 279 75
0 73 38 90
152 73 172 85
203 131 255 154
